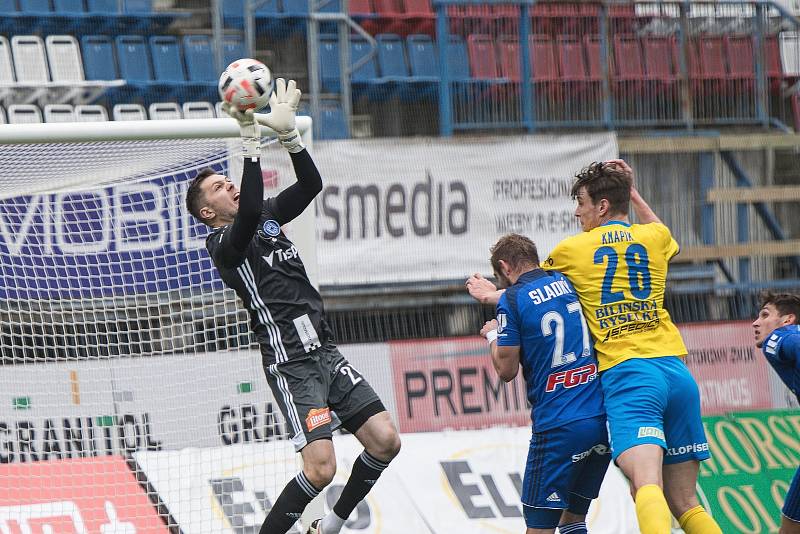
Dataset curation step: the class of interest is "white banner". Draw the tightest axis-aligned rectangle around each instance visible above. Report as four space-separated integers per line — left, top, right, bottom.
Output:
310 134 618 284
0 343 395 460
135 427 641 534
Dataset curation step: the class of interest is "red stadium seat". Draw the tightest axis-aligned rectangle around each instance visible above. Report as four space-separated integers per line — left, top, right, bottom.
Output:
448 4 493 35
696 35 727 81
613 35 646 83
467 33 499 79
558 35 589 83
401 0 435 36
373 0 406 35
726 35 755 79
765 35 784 90
583 35 604 82
641 35 679 82
350 0 379 34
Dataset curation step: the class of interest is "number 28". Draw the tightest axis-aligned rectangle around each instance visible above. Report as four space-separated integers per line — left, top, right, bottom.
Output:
593 244 652 304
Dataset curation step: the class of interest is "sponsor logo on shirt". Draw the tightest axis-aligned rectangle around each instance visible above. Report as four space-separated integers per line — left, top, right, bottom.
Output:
496 313 507 334
666 442 709 456
263 220 281 237
571 443 610 463
546 492 561 502
545 363 597 392
637 426 665 440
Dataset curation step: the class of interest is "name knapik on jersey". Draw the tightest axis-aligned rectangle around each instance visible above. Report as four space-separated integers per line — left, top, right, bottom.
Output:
600 229 634 245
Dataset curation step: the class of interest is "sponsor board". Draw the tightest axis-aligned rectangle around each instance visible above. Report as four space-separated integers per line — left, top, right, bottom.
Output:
680 322 773 414
698 410 800 533
311 134 617 284
388 337 530 433
0 344 395 461
0 455 169 533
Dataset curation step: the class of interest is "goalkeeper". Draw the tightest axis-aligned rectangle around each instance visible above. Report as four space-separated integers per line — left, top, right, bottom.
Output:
186 79 401 534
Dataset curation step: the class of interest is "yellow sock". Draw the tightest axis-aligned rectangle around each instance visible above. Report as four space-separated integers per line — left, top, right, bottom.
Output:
635 484 672 534
678 505 723 534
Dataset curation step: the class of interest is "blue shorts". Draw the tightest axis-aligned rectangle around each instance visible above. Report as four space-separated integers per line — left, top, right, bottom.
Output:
601 356 710 464
784 467 800 522
522 414 611 529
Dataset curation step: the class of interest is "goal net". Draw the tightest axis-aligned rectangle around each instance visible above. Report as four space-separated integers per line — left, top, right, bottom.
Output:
0 117 318 534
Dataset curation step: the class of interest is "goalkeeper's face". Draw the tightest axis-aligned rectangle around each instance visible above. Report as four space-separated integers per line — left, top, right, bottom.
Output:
200 174 240 226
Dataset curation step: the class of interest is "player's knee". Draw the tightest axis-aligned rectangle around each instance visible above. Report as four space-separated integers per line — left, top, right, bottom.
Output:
305 456 337 489
370 428 401 462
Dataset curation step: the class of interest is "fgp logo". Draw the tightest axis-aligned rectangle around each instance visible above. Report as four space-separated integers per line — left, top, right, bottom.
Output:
263 220 281 237
545 363 597 392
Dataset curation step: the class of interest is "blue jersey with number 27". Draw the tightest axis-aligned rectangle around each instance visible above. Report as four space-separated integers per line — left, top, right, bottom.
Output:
496 269 605 432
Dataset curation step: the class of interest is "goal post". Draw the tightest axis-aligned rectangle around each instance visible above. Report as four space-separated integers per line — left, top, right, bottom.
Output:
0 116 323 532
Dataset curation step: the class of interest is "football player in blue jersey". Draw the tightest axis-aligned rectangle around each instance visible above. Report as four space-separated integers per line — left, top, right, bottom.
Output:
476 233 610 534
752 291 800 534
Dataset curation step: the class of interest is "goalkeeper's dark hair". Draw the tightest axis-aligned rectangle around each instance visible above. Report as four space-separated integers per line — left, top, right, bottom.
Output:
759 291 800 324
186 168 218 225
572 161 632 216
490 234 539 276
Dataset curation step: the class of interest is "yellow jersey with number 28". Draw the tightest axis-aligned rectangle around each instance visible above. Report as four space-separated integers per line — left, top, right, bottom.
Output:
543 220 687 371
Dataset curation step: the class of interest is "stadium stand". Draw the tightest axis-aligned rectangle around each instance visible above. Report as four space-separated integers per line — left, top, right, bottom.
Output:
112 102 147 121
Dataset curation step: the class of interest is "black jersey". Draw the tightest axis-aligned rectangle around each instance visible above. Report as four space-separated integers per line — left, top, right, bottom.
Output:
204 152 331 365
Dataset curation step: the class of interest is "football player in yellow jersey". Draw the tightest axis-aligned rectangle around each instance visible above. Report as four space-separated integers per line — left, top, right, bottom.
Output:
466 160 721 534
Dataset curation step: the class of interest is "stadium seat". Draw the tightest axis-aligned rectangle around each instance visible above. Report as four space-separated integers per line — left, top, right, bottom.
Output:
283 0 309 17
124 0 152 12
182 101 215 119
558 35 590 84
19 0 50 11
402 0 436 36
75 104 109 121
52 0 90 33
467 34 499 80
350 0 379 35
641 35 680 83
319 35 341 93
613 35 646 86
44 103 76 123
583 35 604 82
0 36 15 84
350 36 381 98
149 35 187 87
447 34 471 80
116 35 153 82
406 34 438 78
80 35 118 80
780 31 800 79
112 103 147 121
8 104 43 123
148 102 181 120
183 35 217 83
222 36 246 67
18 0 56 33
54 0 86 13
11 36 49 84
318 104 349 139
223 0 245 28
726 35 756 80
373 0 405 35
46 35 85 82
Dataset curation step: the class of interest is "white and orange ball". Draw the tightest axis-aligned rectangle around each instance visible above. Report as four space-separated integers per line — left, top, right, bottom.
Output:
218 58 274 112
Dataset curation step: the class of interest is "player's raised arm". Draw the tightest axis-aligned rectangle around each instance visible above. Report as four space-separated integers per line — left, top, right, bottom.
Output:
255 79 322 225
220 104 264 254
466 273 504 305
605 159 662 225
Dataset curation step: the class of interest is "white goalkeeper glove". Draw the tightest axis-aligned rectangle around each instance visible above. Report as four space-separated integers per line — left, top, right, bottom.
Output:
255 78 305 154
222 103 261 158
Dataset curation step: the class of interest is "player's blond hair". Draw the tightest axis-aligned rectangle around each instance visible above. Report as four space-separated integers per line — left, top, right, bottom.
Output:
572 162 632 216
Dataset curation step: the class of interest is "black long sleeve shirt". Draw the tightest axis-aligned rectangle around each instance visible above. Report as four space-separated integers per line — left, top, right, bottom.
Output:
205 150 332 365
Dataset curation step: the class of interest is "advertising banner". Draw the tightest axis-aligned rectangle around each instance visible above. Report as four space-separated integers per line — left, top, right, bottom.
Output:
0 456 169 533
311 134 618 284
680 322 774 415
388 337 530 433
698 409 800 533
0 344 395 461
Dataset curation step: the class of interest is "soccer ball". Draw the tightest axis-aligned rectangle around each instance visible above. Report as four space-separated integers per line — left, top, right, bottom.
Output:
218 58 274 112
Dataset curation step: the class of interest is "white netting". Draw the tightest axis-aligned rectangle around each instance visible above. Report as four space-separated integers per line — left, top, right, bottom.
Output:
0 128 317 532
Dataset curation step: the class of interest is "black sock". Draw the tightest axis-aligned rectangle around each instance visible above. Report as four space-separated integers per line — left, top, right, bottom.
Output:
260 472 320 534
333 450 390 520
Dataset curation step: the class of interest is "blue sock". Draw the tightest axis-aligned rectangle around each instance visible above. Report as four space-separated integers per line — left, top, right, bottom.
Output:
559 522 588 534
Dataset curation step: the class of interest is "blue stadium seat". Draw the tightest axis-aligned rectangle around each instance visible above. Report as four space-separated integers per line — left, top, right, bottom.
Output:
406 34 438 78
318 104 349 139
54 0 85 12
81 35 117 80
0 0 17 33
115 34 152 99
283 0 309 17
125 0 151 12
351 36 380 99
19 0 50 11
149 35 185 82
183 35 216 82
17 0 57 33
319 35 341 93
87 0 117 12
447 34 471 80
223 0 245 28
0 0 17 10
376 33 418 99
222 36 246 67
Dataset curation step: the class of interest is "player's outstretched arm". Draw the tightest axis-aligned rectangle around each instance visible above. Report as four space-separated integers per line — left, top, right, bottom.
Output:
606 158 663 225
221 105 263 254
255 78 305 154
466 273 504 305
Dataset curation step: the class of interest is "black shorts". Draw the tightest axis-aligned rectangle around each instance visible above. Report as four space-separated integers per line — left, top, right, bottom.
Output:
265 343 383 451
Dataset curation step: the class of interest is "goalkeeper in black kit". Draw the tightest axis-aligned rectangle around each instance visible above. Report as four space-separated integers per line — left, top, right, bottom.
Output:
185 79 401 534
